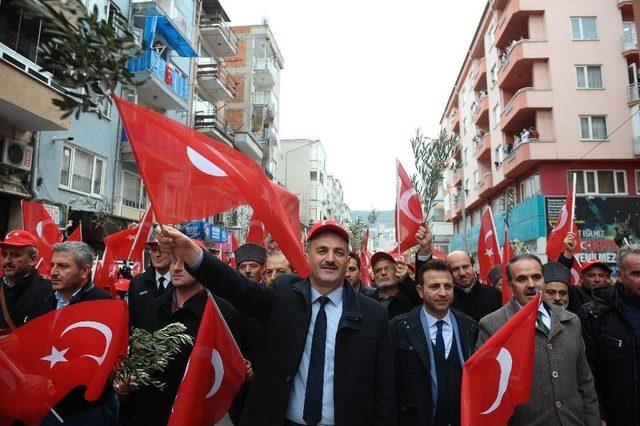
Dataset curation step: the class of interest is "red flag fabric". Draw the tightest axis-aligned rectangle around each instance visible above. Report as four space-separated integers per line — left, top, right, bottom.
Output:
66 223 82 242
570 261 582 286
359 228 372 286
245 216 266 247
461 294 539 426
21 201 64 277
269 182 302 245
102 228 138 260
114 96 309 277
500 230 514 306
0 300 129 425
93 247 120 293
229 233 239 268
168 296 246 426
432 246 447 261
395 160 424 254
478 209 502 284
546 187 581 261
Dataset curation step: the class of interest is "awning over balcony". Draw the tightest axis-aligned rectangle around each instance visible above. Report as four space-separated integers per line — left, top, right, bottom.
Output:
143 14 197 57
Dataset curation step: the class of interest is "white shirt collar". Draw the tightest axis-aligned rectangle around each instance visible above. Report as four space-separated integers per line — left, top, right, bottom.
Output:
310 285 343 306
422 307 452 328
156 270 171 285
514 297 550 318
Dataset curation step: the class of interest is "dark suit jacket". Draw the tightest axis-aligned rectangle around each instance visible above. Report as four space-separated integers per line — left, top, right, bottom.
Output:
390 306 478 426
186 250 396 426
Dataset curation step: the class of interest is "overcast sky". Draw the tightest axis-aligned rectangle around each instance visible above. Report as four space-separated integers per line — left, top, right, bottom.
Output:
227 0 487 211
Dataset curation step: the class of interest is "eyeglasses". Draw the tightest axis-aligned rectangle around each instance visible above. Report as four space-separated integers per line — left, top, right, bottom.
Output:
374 265 396 275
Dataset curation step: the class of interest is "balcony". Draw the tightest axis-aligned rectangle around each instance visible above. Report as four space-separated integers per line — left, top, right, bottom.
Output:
494 0 544 50
618 0 633 10
132 0 197 57
477 172 493 197
234 132 263 162
629 83 640 106
498 40 548 89
126 50 189 110
118 202 147 221
453 167 463 186
253 90 278 119
196 60 237 102
500 88 552 133
254 57 280 88
450 109 460 133
622 33 639 58
453 193 463 217
0 43 70 130
472 95 489 126
199 13 238 58
634 136 640 156
475 133 491 160
472 58 487 91
503 139 556 177
194 111 235 147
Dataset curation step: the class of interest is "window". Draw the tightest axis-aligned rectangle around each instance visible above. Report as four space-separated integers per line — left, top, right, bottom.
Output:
310 171 318 180
636 170 640 194
520 174 540 202
463 148 468 163
474 169 479 186
463 118 468 134
571 17 598 40
487 25 495 47
490 64 498 86
580 115 607 140
576 65 603 89
121 172 147 210
569 170 627 195
493 104 501 128
59 145 105 196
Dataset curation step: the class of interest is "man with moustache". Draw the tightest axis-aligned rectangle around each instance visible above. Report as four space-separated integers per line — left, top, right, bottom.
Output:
235 242 267 283
369 251 416 319
263 251 295 287
43 241 116 425
0 230 52 332
156 220 394 425
542 262 571 309
477 254 599 426
414 225 501 322
391 259 477 426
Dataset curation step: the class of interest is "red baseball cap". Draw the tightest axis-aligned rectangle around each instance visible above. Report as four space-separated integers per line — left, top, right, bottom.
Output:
582 258 611 274
0 230 39 248
371 251 397 267
307 219 349 243
115 278 130 292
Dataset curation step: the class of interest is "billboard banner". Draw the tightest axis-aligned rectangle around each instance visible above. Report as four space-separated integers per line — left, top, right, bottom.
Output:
545 196 640 265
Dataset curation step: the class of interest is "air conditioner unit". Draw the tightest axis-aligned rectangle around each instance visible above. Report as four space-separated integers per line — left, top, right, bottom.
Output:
1 138 33 171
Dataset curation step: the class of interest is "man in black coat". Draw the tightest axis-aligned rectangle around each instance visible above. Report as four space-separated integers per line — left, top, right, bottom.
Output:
128 239 172 328
579 245 640 426
414 225 501 322
0 230 52 332
125 239 241 426
369 251 417 319
42 241 117 426
157 220 395 426
391 259 477 426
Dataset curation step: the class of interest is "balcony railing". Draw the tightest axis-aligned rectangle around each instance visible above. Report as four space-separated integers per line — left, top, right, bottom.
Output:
200 13 238 51
630 83 640 103
194 110 235 139
622 33 638 52
127 49 189 101
196 61 237 96
253 90 278 115
133 0 194 44
254 57 280 83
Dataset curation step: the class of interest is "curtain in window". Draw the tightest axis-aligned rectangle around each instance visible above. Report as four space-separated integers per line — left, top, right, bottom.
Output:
598 171 615 194
583 18 597 39
571 19 581 39
60 147 72 186
580 117 590 139
592 117 607 139
72 150 93 193
587 66 603 88
93 159 103 194
123 173 141 208
576 67 586 88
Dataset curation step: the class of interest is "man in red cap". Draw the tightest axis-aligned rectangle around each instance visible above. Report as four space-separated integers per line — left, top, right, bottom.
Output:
156 219 394 426
0 229 52 332
369 251 417 319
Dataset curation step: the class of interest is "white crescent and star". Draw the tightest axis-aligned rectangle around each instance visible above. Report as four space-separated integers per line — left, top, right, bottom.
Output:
552 207 568 233
187 147 227 177
570 266 581 285
481 347 513 415
41 345 69 369
205 349 224 399
52 321 113 366
399 188 422 224
35 219 58 245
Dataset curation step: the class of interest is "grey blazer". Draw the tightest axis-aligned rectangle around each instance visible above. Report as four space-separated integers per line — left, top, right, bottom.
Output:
476 299 600 426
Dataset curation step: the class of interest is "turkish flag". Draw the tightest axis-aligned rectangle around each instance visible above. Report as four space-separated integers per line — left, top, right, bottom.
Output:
93 247 119 293
245 215 266 247
114 96 309 276
461 294 539 426
546 187 581 261
359 228 372 286
478 209 502 284
228 232 239 268
168 296 246 426
102 205 153 261
500 230 514 306
0 300 129 425
570 261 582 286
21 201 64 277
395 160 424 254
66 222 82 242
432 246 447 261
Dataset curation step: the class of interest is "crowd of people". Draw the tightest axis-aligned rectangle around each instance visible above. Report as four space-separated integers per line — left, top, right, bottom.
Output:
1 220 640 426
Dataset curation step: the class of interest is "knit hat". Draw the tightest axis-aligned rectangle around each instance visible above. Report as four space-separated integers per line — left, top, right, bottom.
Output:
542 262 571 286
488 265 502 286
234 242 267 266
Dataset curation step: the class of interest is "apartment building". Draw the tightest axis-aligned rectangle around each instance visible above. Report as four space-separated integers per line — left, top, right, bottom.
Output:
224 24 284 180
441 0 640 263
326 174 351 224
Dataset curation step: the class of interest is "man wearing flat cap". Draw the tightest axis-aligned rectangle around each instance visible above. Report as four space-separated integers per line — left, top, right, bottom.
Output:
235 242 267 283
0 229 52 333
488 265 503 292
542 262 570 310
156 219 394 425
369 251 416 319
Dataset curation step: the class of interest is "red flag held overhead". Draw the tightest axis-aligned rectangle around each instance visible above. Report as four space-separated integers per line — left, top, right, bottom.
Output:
395 160 424 254
21 201 64 277
478 209 502 284
500 230 514 306
546 176 581 262
66 222 82 242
